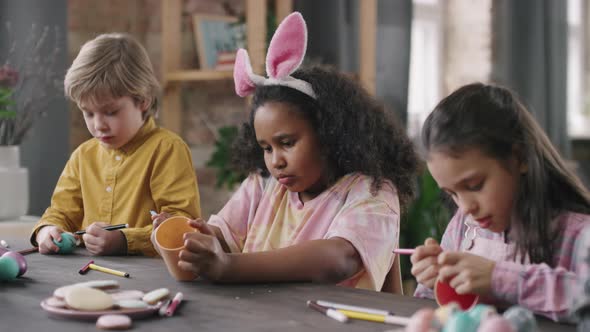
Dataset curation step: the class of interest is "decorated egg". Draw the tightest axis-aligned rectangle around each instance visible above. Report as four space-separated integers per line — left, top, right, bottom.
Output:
0 255 19 281
435 279 479 310
434 302 461 325
1 251 27 276
477 316 515 332
503 306 537 332
467 304 497 324
405 308 440 332
53 233 77 254
443 311 478 332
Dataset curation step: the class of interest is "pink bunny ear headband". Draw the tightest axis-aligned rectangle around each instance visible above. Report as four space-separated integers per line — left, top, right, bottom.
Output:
233 12 316 99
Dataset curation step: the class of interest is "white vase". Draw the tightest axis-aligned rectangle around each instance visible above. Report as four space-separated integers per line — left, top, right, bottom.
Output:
0 146 28 220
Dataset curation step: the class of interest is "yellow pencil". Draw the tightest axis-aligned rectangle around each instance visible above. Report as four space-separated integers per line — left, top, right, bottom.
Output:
336 309 410 325
89 263 130 278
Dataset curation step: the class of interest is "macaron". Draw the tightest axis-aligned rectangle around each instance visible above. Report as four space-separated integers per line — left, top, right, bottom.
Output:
96 314 132 330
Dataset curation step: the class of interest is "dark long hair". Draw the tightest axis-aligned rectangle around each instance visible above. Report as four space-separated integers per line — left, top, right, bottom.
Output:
421 83 590 265
231 65 420 210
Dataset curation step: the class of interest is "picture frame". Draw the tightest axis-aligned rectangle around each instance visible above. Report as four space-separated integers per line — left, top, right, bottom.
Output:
192 14 243 70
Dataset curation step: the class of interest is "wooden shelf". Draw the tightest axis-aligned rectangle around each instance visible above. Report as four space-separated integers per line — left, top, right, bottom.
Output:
160 0 375 135
165 69 233 84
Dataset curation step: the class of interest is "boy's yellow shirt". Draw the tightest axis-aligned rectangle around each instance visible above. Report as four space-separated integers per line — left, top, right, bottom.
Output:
31 117 201 256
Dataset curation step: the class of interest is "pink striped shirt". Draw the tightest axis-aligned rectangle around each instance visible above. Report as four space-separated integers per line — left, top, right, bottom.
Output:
414 210 589 321
208 173 400 291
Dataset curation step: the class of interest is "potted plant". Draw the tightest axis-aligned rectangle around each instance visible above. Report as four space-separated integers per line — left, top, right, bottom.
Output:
206 125 247 190
399 169 452 294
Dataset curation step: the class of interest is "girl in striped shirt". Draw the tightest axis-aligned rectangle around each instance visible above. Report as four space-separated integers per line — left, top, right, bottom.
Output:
411 83 590 321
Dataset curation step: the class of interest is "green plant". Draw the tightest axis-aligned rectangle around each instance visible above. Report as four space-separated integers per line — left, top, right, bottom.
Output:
399 169 452 280
0 23 63 145
206 125 247 189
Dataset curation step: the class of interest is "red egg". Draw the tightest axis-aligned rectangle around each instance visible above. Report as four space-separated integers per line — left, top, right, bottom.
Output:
1 251 27 276
435 280 479 310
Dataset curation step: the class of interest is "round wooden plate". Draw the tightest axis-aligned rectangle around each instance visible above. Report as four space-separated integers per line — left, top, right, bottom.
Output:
40 297 162 321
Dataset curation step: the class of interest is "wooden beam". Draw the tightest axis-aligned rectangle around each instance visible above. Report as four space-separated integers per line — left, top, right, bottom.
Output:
275 0 293 23
161 0 182 134
246 0 267 74
359 0 377 95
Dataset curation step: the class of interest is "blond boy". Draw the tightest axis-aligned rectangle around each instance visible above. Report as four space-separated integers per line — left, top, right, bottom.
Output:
31 33 200 256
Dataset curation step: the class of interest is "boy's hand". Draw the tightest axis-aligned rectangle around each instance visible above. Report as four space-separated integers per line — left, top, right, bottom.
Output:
36 225 64 254
437 251 495 295
83 222 127 256
178 219 230 281
410 237 443 289
151 211 171 229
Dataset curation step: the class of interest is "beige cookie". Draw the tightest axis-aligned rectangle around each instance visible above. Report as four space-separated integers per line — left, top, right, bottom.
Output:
45 297 67 308
110 290 145 302
96 314 132 330
116 299 148 309
54 280 119 299
142 288 169 304
65 287 114 311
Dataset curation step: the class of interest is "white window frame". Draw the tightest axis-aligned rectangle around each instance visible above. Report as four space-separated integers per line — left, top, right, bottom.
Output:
407 0 444 139
567 0 587 138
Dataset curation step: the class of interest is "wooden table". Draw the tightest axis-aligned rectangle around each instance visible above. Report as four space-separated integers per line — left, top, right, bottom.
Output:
0 232 576 331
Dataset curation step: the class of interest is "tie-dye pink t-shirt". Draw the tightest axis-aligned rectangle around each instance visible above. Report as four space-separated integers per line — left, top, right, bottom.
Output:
208 172 400 290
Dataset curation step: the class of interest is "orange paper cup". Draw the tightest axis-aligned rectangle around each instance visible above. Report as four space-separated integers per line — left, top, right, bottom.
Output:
154 216 198 281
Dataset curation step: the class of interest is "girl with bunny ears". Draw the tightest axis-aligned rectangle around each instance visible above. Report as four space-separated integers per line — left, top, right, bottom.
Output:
152 12 420 290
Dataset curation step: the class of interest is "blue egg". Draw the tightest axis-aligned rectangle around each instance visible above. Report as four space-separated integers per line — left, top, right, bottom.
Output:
52 233 77 254
467 304 497 324
503 306 537 332
443 311 478 332
0 256 19 281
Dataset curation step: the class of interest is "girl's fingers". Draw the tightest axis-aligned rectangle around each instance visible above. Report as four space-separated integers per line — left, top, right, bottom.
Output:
424 237 439 246
438 251 463 265
178 248 206 263
49 228 62 243
178 261 200 274
188 219 215 236
411 244 442 263
411 255 438 276
413 261 439 285
183 237 216 257
438 264 461 283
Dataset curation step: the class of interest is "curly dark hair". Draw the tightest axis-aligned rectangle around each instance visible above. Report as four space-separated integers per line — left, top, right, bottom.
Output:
231 65 420 210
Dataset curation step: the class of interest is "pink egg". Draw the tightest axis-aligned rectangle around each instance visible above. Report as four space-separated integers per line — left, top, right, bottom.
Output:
477 316 515 332
405 308 437 332
1 251 27 276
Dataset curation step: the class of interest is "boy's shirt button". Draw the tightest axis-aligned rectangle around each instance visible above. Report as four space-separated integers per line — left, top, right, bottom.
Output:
106 186 112 193
115 155 121 161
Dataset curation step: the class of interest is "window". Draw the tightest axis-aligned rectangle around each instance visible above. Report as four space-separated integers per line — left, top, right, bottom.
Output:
567 0 587 137
407 0 443 138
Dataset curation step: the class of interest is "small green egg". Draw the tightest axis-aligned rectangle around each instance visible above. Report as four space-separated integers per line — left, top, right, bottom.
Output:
53 233 77 254
0 256 19 281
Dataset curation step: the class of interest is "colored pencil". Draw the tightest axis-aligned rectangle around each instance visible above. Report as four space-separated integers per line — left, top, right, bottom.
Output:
316 300 394 316
75 223 128 235
307 301 348 323
393 248 416 255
